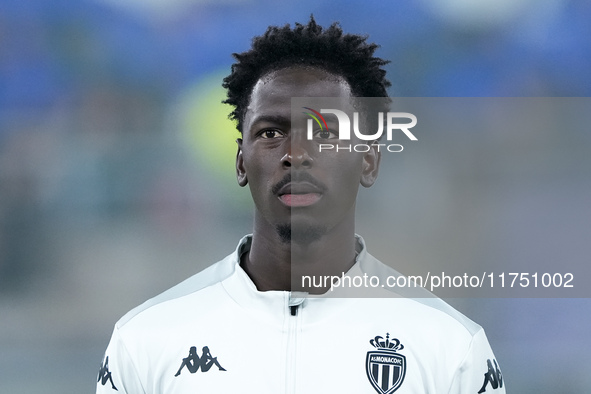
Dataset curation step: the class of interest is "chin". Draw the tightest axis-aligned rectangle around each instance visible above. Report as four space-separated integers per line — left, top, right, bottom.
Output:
276 224 327 245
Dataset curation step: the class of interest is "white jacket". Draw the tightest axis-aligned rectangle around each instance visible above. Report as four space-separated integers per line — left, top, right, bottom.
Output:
97 235 505 394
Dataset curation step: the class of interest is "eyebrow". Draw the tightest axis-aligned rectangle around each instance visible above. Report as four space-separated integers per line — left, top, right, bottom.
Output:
248 114 291 129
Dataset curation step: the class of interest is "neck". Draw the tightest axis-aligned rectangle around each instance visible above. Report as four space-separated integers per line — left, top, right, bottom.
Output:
241 213 357 293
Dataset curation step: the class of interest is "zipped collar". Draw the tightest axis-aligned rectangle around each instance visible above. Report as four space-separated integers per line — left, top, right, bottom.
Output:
219 235 369 318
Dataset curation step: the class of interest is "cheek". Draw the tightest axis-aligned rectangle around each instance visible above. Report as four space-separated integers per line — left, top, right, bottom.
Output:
243 156 274 195
321 154 364 178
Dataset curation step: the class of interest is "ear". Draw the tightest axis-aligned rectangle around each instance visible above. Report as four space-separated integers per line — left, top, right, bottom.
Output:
360 144 381 188
236 138 248 187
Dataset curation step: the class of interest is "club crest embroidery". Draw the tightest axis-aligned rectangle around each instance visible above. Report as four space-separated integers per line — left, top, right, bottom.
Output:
366 334 406 394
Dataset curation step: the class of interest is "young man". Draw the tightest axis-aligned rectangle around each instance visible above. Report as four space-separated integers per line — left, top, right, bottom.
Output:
97 19 505 393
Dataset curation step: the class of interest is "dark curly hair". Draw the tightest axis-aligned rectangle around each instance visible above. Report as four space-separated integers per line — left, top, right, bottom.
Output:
222 17 391 132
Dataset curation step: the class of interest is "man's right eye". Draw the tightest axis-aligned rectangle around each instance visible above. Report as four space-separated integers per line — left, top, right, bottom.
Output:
260 129 284 139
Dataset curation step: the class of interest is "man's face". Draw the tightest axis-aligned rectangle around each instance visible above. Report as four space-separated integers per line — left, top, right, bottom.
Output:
236 67 380 244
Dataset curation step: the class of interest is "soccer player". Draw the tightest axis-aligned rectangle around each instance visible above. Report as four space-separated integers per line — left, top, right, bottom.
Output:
97 18 505 393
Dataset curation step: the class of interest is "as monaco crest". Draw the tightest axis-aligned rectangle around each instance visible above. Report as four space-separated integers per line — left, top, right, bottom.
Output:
366 334 406 394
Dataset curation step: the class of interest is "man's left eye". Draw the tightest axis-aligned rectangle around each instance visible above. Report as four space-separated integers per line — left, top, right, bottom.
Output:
261 130 284 139
314 129 337 139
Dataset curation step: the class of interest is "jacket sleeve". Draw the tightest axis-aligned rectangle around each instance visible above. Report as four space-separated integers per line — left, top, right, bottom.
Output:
96 327 145 394
448 328 506 394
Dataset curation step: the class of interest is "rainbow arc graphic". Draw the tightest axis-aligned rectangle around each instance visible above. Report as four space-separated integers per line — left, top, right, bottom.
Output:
302 107 328 132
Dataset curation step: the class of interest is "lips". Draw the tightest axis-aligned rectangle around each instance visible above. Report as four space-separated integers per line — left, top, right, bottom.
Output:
279 193 322 207
277 182 323 207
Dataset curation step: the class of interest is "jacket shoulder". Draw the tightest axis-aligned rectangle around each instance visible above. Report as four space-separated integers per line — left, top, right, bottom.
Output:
116 253 236 329
361 252 482 336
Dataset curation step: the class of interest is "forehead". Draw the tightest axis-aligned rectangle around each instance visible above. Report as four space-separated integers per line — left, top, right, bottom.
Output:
244 67 352 127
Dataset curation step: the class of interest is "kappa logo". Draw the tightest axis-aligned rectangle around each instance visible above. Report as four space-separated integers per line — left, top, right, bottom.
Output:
366 334 406 394
478 358 503 393
97 356 118 391
174 346 227 377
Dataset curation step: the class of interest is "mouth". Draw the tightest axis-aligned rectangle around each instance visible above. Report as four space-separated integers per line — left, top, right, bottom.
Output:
279 193 322 207
277 183 323 207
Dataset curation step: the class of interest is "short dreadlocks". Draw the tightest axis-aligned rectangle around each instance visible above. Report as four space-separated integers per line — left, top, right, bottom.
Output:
222 17 391 132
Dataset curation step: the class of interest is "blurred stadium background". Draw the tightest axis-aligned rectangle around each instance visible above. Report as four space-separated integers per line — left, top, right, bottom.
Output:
1 0 590 392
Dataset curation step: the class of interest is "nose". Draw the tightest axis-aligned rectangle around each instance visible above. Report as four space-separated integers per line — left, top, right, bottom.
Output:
281 138 313 169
